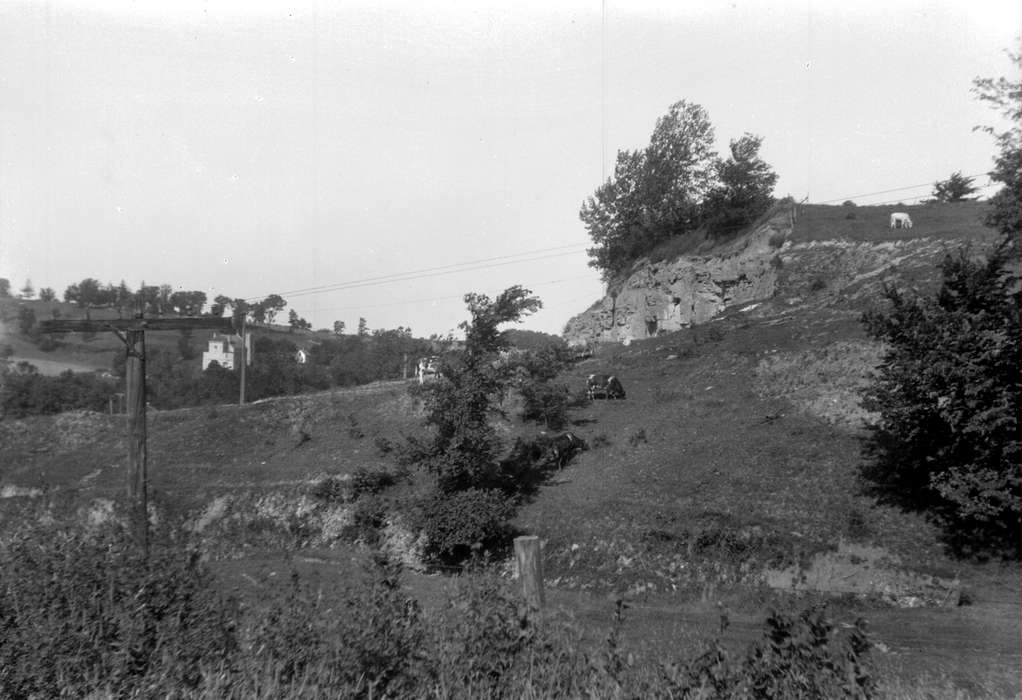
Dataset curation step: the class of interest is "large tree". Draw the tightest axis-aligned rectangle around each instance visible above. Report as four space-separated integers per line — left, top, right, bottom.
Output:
581 100 717 280
974 41 1022 240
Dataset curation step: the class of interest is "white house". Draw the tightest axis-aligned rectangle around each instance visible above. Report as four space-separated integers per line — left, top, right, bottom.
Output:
202 333 251 371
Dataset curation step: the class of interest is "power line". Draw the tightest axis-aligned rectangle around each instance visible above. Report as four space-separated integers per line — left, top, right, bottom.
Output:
815 172 990 205
291 273 600 315
244 244 588 302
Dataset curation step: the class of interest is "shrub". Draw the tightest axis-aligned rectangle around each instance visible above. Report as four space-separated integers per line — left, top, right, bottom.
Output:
519 379 571 430
861 244 1022 546
421 488 516 563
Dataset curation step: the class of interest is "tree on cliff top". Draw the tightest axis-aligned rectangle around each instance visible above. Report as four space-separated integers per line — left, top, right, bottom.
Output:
581 101 717 280
974 40 1022 241
580 101 777 280
702 133 779 238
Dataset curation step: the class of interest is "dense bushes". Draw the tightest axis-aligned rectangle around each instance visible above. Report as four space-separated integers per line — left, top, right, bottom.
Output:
420 488 516 562
0 517 875 697
862 243 1022 548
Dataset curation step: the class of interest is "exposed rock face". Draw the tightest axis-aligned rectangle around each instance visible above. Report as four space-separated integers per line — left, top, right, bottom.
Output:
564 211 791 345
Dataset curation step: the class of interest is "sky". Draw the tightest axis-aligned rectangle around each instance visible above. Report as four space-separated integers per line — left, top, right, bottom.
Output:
1 0 1020 338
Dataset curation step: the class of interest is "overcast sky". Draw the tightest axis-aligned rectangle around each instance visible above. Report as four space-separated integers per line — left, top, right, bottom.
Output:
1 0 1020 337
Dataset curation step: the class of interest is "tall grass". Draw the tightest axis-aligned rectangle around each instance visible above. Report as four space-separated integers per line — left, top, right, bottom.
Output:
0 515 879 698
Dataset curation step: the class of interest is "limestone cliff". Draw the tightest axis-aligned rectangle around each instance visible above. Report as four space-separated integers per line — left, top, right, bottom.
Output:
564 209 791 345
563 202 977 346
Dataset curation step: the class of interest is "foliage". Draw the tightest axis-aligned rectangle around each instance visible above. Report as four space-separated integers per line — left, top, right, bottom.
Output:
287 308 311 331
420 488 516 562
931 171 979 203
702 133 779 238
519 378 572 430
0 515 877 697
974 41 1022 240
581 102 778 279
38 286 56 302
220 553 429 696
581 101 717 280
1 362 115 418
414 286 540 494
861 244 1022 542
0 278 9 297
661 607 874 698
0 517 238 698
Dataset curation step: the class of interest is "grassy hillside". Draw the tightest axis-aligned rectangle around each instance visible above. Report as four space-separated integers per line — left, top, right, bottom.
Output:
2 204 1021 695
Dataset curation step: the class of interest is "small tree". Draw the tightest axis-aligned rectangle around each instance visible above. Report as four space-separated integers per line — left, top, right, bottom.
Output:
0 278 10 297
38 287 56 302
702 133 778 237
861 243 1022 544
931 171 979 202
415 286 541 493
333 320 346 336
357 317 369 337
288 309 311 332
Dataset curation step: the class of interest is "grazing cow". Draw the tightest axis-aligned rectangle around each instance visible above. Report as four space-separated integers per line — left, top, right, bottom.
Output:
416 356 441 384
586 373 625 400
889 212 913 229
544 432 586 469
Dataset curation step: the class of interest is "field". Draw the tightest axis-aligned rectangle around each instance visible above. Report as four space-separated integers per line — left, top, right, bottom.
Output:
2 202 1020 696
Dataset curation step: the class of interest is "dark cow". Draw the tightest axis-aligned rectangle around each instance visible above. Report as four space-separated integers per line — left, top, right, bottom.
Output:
544 432 586 469
586 373 625 400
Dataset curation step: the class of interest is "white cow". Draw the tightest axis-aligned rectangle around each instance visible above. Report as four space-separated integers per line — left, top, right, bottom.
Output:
889 212 913 229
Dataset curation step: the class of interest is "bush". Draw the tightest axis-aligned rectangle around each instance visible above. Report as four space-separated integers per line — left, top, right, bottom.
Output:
519 379 571 430
862 244 1022 547
421 488 516 563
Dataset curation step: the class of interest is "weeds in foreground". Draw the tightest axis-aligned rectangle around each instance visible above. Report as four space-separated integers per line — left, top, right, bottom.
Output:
0 516 880 698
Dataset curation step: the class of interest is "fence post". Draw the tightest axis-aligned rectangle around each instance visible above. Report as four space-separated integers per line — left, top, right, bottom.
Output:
514 535 544 612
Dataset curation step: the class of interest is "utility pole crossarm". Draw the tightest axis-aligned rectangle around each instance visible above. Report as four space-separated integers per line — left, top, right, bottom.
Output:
38 317 235 334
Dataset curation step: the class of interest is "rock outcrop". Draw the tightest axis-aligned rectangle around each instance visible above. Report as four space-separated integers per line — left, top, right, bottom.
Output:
564 209 792 345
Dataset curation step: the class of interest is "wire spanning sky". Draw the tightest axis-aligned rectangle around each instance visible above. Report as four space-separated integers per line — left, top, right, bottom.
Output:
1 1 1020 337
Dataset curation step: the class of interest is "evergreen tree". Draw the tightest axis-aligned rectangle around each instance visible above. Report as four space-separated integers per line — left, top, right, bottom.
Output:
931 171 979 202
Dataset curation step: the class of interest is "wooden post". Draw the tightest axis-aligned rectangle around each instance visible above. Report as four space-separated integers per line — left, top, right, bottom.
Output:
238 320 247 405
125 327 148 555
514 535 545 612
